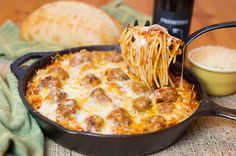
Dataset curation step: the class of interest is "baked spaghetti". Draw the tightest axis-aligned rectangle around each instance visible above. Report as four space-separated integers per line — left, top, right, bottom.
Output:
26 50 199 135
120 25 185 89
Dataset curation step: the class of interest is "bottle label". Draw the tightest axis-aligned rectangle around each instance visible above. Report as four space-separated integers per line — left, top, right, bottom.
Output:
154 9 192 39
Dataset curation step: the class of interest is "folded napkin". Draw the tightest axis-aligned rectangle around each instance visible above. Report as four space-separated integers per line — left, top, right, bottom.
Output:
102 0 151 26
0 21 63 60
0 0 150 155
0 72 44 156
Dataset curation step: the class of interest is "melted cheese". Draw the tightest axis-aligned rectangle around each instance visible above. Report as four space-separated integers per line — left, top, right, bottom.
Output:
26 50 199 135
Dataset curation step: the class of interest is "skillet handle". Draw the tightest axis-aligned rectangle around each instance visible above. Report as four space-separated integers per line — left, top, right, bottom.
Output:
184 21 236 45
198 98 236 121
10 52 52 79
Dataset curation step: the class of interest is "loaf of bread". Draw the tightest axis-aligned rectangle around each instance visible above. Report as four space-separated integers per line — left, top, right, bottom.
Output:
20 1 123 47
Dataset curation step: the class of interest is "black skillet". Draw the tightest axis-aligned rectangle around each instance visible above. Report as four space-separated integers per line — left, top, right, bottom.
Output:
10 21 236 155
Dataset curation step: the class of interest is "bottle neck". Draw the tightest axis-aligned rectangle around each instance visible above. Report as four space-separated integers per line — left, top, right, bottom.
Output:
154 0 194 13
153 0 194 39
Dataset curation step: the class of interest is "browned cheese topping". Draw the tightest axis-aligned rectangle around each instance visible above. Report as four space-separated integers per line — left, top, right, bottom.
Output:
26 50 199 135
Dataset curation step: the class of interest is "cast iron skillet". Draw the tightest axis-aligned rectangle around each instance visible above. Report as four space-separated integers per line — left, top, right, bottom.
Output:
10 45 236 156
10 21 236 155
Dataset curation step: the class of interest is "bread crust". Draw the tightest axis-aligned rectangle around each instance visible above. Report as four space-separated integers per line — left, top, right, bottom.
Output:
20 1 123 47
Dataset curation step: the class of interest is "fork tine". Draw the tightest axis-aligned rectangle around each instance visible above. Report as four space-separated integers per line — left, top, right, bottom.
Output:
144 20 151 26
134 20 139 26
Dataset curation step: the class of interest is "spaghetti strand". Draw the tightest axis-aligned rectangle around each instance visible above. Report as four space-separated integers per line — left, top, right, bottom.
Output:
120 24 184 89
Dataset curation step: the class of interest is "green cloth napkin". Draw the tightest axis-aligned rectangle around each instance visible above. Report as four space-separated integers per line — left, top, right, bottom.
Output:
102 0 151 26
0 72 44 156
0 21 63 60
0 0 150 155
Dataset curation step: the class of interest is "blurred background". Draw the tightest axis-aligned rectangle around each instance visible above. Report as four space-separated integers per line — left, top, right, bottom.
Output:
1 0 236 50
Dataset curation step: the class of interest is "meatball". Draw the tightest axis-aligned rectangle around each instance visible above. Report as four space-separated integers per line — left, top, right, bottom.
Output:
158 103 175 114
172 76 192 91
132 97 152 112
45 89 67 103
47 66 69 80
143 115 166 132
105 68 129 81
80 74 101 87
130 82 150 93
153 87 178 103
70 52 93 66
85 115 104 132
38 76 61 89
56 99 77 122
107 107 132 126
90 87 111 103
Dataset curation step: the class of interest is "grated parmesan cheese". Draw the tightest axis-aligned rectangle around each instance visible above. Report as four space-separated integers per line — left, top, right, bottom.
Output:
189 45 236 70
